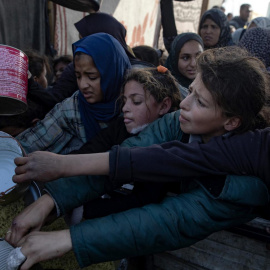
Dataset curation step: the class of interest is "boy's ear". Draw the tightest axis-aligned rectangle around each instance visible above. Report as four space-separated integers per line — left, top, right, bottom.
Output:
224 117 241 131
159 97 172 116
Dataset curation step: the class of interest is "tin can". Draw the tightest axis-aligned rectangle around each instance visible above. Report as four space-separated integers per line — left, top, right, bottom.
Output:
0 45 28 115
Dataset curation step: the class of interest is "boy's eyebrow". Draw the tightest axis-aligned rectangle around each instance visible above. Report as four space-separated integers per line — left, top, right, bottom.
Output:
74 70 98 74
124 93 144 98
193 88 210 105
180 53 191 57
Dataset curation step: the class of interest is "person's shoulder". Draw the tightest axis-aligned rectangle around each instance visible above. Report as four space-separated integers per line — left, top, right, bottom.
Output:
229 17 241 28
231 16 241 22
152 110 180 131
54 90 79 111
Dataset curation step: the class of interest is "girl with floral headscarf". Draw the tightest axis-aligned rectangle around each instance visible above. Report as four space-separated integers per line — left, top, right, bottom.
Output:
239 27 270 69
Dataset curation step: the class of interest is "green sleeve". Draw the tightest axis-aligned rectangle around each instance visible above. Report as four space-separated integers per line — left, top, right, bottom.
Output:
45 175 114 215
70 175 266 267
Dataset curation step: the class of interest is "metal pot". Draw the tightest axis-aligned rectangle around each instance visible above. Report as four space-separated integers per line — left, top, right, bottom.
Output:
0 132 30 206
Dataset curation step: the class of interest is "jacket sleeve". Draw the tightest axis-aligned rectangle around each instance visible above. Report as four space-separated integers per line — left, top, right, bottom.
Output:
70 174 266 268
45 175 114 216
83 182 168 219
16 92 86 154
121 110 183 148
109 129 270 187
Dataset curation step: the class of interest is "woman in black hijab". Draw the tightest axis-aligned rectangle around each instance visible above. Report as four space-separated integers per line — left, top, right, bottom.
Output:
199 8 233 49
165 33 204 97
74 12 135 59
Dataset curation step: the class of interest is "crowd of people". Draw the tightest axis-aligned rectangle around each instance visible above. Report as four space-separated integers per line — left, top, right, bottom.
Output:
1 1 270 270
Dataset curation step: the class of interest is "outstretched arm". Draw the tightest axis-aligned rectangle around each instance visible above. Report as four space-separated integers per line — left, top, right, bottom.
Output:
13 151 109 183
110 129 270 187
13 129 270 188
7 175 263 269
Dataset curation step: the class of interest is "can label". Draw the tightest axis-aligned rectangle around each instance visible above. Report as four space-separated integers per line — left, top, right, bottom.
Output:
0 45 28 103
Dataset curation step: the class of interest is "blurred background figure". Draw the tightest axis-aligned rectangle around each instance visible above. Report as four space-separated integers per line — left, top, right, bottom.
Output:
239 27 270 70
199 8 233 50
24 49 51 88
229 4 252 29
227 12 233 21
247 17 270 30
232 16 270 45
52 54 73 83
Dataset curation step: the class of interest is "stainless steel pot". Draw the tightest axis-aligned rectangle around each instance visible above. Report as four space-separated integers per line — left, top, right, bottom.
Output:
0 132 30 206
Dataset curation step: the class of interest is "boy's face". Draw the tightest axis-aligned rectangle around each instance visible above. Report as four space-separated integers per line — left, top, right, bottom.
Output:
179 73 229 143
74 54 103 103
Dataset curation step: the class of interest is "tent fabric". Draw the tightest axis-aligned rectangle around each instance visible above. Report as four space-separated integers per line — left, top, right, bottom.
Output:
51 0 101 12
54 5 86 56
0 0 47 54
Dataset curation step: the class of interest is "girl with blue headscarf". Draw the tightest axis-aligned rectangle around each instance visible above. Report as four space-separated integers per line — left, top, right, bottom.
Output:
16 33 131 154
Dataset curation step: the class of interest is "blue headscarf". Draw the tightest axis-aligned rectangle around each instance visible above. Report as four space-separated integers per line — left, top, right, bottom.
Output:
72 33 131 140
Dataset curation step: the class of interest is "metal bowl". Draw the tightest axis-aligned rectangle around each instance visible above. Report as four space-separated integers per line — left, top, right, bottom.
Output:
0 132 30 206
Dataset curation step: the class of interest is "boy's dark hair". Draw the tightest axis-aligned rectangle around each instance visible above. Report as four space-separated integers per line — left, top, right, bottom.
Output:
197 46 270 133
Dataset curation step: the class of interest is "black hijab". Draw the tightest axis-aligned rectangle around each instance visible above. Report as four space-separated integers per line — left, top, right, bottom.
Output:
165 33 204 88
74 12 135 59
199 8 233 49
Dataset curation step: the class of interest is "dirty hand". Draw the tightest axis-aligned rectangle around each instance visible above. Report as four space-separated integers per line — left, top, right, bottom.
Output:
17 230 72 270
13 151 65 183
5 194 55 246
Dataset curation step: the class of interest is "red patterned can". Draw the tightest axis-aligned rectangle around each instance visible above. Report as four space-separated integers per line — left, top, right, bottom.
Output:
0 45 28 115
